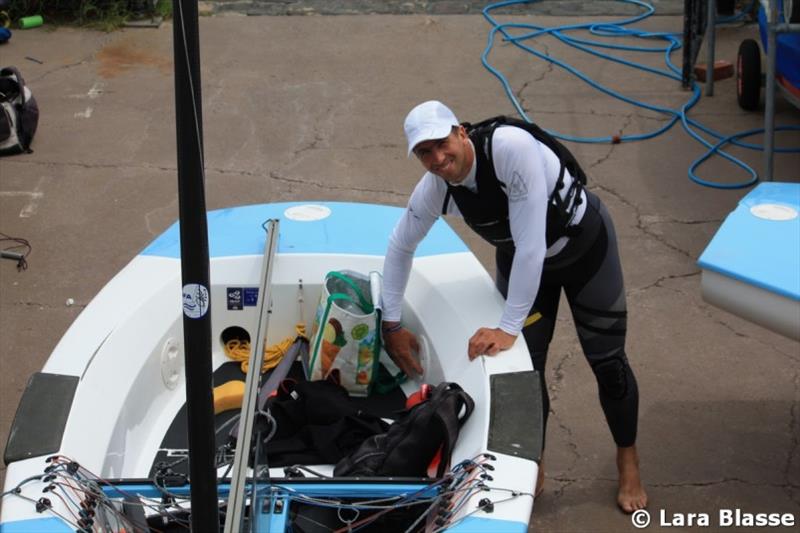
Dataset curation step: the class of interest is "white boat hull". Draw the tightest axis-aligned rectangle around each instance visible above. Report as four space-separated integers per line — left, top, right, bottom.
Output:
2 202 540 532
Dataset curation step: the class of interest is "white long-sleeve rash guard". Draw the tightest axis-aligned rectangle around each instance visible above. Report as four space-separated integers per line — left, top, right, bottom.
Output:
381 125 586 337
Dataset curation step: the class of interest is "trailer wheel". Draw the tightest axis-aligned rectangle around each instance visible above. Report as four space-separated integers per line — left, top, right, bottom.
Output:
785 0 799 23
737 39 761 111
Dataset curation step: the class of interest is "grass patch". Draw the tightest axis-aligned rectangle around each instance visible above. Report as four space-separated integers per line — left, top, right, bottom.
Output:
6 0 173 30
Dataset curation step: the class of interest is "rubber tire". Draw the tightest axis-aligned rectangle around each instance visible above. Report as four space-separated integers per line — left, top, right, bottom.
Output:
787 0 800 23
737 39 761 111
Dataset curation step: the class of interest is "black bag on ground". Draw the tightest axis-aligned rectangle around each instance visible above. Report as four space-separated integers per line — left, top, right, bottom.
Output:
334 382 474 478
0 66 39 155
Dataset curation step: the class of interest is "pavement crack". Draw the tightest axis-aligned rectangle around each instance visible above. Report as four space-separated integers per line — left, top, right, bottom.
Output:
515 80 531 104
588 144 616 171
12 301 47 308
650 479 800 489
549 350 574 402
630 271 700 295
30 55 96 83
613 112 634 142
640 215 723 226
693 300 800 362
547 350 580 472
549 410 580 472
585 182 637 212
550 476 578 501
589 181 702 263
542 476 800 490
352 143 403 150
17 160 177 173
268 171 408 199
29 32 117 83
586 114 632 170
294 133 325 158
519 43 552 112
9 301 86 310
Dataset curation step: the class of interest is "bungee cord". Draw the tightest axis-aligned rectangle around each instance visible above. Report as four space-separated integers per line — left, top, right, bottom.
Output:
3 453 533 532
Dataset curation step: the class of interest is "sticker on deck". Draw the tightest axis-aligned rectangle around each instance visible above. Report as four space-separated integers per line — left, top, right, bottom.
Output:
183 284 209 319
244 287 259 306
227 287 243 310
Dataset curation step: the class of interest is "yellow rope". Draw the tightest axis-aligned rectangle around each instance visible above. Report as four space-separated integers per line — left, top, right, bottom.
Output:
224 323 307 374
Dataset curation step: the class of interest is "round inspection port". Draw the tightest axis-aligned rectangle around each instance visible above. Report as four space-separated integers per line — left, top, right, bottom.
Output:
221 326 251 353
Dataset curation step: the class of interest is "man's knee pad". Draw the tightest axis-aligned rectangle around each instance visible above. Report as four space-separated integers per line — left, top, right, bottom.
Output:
592 356 628 400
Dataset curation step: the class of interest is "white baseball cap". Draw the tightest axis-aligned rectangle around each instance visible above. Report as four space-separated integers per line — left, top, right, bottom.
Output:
403 101 460 156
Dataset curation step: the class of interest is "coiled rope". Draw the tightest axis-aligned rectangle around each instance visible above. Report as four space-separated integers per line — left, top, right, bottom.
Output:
481 0 799 189
224 323 307 374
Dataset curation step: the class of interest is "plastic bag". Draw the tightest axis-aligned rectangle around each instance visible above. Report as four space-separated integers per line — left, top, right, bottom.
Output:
308 271 382 396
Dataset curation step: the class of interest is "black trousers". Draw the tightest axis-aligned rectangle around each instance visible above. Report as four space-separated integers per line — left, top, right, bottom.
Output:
496 191 639 448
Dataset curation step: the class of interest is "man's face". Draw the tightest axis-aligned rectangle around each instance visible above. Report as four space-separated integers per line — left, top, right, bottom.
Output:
413 126 473 184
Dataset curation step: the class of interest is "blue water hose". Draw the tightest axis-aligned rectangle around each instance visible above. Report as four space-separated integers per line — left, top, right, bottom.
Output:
480 0 800 189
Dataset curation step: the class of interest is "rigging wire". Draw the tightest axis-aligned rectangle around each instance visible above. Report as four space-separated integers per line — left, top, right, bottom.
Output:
175 0 205 179
481 0 800 189
4 453 532 531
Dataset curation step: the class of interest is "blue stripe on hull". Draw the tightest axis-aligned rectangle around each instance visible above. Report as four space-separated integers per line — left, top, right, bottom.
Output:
142 202 468 258
0 518 74 532
445 516 528 532
0 515 528 532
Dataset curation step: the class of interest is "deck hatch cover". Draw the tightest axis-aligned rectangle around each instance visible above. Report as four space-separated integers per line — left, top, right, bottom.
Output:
4 372 79 465
488 371 543 462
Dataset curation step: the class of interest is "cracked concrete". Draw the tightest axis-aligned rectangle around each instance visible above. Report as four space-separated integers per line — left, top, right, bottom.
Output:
1 11 798 532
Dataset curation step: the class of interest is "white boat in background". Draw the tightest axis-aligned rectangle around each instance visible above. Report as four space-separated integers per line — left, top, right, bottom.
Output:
1 201 542 532
698 182 800 341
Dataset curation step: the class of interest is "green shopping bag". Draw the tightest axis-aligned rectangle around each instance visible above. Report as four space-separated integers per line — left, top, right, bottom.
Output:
308 271 382 396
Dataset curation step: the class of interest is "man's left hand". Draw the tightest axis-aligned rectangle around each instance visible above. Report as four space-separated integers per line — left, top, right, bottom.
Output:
468 328 517 360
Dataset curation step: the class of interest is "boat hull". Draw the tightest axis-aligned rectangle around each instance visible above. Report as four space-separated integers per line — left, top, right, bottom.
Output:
698 183 800 340
2 202 540 532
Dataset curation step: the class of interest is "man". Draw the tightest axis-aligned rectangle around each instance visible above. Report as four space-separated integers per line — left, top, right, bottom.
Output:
380 100 647 513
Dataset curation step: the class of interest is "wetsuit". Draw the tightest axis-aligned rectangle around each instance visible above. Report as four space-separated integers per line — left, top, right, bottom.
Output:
381 123 638 448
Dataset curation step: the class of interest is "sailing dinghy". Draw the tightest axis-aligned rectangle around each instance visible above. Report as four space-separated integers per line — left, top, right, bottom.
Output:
2 202 542 532
1 4 541 530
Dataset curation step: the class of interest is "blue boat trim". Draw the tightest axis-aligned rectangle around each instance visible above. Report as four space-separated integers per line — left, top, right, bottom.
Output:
444 516 529 532
142 202 468 258
0 513 528 532
0 518 74 532
101 481 436 499
698 183 800 301
94 481 528 531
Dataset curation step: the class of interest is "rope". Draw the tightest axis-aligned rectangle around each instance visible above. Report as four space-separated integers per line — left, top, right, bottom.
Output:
481 0 800 189
224 323 307 374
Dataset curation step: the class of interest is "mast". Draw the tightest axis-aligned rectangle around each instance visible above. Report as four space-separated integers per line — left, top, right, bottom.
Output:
171 1 219 529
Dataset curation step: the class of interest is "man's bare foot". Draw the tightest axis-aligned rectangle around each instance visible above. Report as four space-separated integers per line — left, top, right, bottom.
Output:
617 445 647 513
535 460 545 498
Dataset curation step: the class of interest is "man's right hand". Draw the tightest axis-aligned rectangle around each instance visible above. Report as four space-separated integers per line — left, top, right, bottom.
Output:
382 324 423 378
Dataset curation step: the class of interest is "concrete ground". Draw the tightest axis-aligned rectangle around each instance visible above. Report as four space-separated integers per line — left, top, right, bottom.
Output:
1 8 798 533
